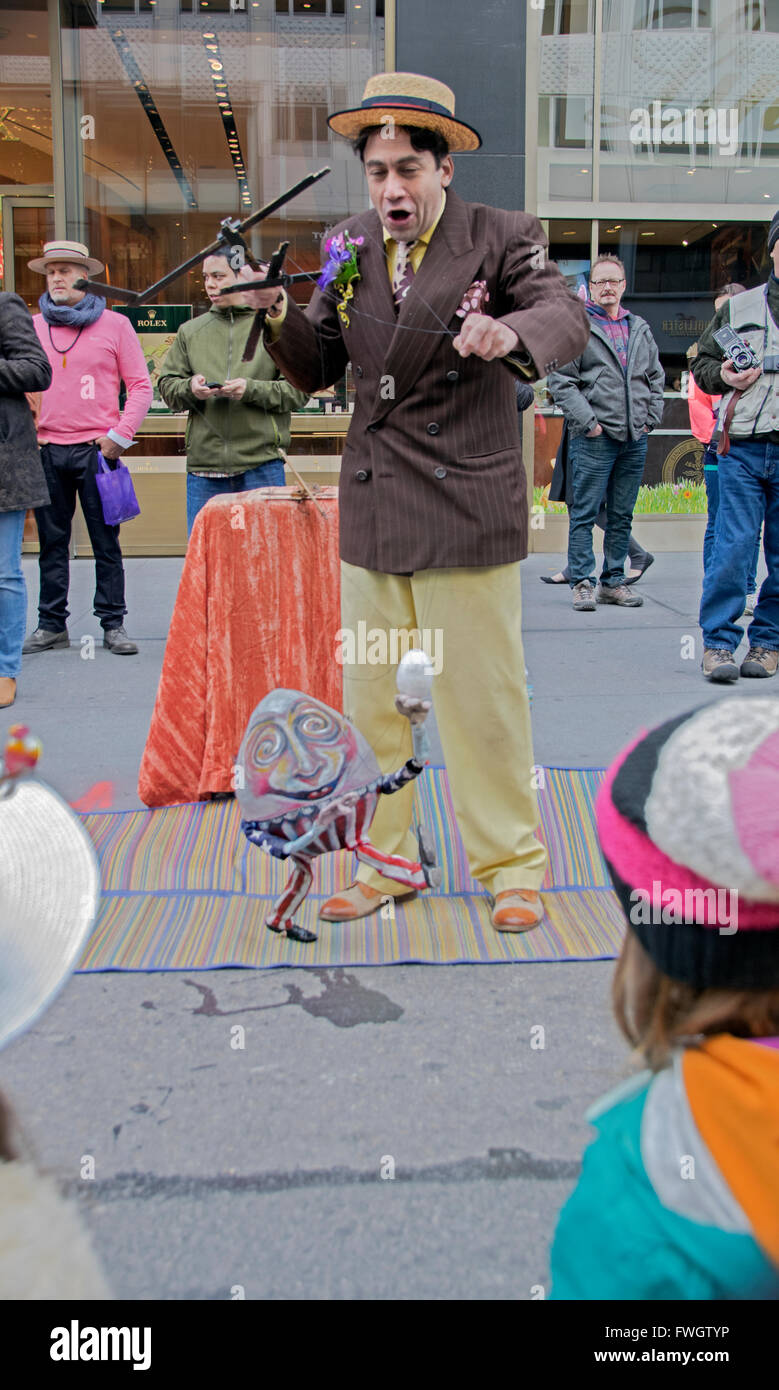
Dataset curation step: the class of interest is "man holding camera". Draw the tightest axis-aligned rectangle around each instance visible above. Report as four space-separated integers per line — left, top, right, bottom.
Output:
693 211 779 681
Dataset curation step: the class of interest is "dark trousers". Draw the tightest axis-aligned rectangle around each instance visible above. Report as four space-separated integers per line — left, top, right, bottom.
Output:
35 442 126 631
558 502 646 582
567 432 648 587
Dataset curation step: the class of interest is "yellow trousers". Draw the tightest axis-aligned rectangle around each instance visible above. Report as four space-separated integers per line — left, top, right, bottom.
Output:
339 560 548 897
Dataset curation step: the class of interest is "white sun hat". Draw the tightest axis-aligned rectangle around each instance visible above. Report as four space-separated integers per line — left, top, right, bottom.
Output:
0 769 99 1053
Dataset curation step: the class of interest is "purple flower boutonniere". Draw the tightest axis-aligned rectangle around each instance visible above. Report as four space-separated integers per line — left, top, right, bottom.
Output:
318 231 364 327
455 279 490 319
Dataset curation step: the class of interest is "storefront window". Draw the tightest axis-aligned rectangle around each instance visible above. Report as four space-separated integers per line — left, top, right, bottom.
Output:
535 0 779 208
535 214 773 490
58 1 385 307
542 0 593 35
536 4 594 202
630 0 710 28
599 0 779 205
547 218 590 293
0 3 53 191
599 217 770 384
0 2 53 300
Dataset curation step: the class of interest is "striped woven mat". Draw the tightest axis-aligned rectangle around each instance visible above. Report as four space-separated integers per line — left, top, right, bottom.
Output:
77 768 625 971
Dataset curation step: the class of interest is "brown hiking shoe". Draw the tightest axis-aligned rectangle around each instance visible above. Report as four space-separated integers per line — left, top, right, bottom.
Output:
702 648 739 682
572 580 596 611
740 646 779 679
596 583 643 607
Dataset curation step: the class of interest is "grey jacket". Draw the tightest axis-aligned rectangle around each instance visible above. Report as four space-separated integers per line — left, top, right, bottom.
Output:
0 292 52 513
547 311 665 442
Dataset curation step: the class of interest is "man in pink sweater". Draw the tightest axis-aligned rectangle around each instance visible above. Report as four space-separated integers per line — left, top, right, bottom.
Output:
23 241 152 656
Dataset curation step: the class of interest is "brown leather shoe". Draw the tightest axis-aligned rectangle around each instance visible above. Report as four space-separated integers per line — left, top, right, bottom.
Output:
740 646 778 678
319 881 415 922
491 889 545 933
596 583 643 607
0 677 16 709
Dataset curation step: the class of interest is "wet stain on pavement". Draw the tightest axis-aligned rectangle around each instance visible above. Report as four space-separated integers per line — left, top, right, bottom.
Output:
184 970 403 1029
282 970 403 1028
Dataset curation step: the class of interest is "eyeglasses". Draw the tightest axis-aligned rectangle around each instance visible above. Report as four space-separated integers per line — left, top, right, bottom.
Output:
590 278 625 287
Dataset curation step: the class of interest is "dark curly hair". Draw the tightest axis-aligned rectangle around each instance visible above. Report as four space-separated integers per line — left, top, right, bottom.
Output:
352 124 450 167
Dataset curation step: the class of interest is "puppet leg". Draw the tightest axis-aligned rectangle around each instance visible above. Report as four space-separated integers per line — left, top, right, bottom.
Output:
354 839 427 891
267 854 317 943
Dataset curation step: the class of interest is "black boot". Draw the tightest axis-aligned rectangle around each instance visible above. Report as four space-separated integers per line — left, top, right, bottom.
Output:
22 626 69 653
103 625 138 655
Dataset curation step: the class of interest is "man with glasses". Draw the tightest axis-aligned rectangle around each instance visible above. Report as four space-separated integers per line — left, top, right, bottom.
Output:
548 254 665 611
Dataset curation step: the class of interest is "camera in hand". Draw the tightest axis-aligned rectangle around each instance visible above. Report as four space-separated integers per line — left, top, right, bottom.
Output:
713 325 761 373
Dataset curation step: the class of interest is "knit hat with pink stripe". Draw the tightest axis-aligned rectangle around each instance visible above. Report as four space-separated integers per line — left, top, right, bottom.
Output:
597 698 779 989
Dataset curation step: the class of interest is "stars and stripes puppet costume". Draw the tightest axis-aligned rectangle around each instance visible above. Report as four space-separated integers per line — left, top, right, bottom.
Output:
237 688 439 943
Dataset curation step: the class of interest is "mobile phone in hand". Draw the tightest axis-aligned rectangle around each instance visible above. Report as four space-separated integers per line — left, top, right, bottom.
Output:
205 381 223 389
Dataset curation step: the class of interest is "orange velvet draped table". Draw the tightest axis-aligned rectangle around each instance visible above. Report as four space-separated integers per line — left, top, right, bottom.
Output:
138 487 342 807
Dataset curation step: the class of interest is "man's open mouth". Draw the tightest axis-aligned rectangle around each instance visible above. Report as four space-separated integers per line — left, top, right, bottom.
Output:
387 209 413 225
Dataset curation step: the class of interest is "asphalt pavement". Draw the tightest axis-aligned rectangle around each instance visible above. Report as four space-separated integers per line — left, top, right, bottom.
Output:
0 548 768 1300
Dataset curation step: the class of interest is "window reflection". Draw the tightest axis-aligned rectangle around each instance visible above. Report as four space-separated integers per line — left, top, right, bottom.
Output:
0 5 53 192
58 1 384 304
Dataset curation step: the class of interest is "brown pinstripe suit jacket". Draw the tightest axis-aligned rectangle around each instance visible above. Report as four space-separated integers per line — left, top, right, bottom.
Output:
267 189 589 574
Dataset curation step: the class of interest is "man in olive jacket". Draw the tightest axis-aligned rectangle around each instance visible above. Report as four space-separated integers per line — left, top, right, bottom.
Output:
158 250 308 534
0 292 52 708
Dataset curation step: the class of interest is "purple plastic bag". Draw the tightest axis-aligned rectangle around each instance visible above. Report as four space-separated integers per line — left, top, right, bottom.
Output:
94 450 140 526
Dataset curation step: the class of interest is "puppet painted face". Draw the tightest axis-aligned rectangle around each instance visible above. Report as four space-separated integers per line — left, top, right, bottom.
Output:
236 690 378 823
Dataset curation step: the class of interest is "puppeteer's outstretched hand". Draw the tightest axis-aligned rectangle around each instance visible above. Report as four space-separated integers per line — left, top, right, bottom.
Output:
395 695 432 726
453 313 519 361
237 263 286 316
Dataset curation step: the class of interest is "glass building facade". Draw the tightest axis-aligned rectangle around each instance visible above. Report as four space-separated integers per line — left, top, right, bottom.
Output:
533 0 775 353
530 0 778 488
1 0 387 309
1 0 776 539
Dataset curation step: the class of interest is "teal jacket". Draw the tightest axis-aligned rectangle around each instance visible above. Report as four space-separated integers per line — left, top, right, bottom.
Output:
550 1042 779 1301
158 304 308 474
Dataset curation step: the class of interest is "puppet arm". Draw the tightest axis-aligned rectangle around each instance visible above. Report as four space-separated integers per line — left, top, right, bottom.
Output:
378 758 426 796
241 821 320 856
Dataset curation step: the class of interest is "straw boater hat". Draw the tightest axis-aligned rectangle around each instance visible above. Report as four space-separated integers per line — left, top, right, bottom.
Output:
328 72 481 152
0 738 99 1052
27 240 104 277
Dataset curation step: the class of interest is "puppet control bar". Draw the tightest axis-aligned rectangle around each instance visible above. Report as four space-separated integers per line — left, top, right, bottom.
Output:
72 167 331 307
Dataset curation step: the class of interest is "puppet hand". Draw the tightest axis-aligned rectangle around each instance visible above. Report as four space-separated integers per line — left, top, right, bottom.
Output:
316 791 360 827
452 314 519 361
395 694 432 725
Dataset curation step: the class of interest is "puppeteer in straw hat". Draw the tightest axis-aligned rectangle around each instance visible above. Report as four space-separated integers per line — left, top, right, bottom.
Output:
327 71 482 151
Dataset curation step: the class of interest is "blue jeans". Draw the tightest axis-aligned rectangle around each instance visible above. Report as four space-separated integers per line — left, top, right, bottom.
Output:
567 432 648 587
700 439 779 652
702 443 762 593
0 510 27 678
186 459 286 536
